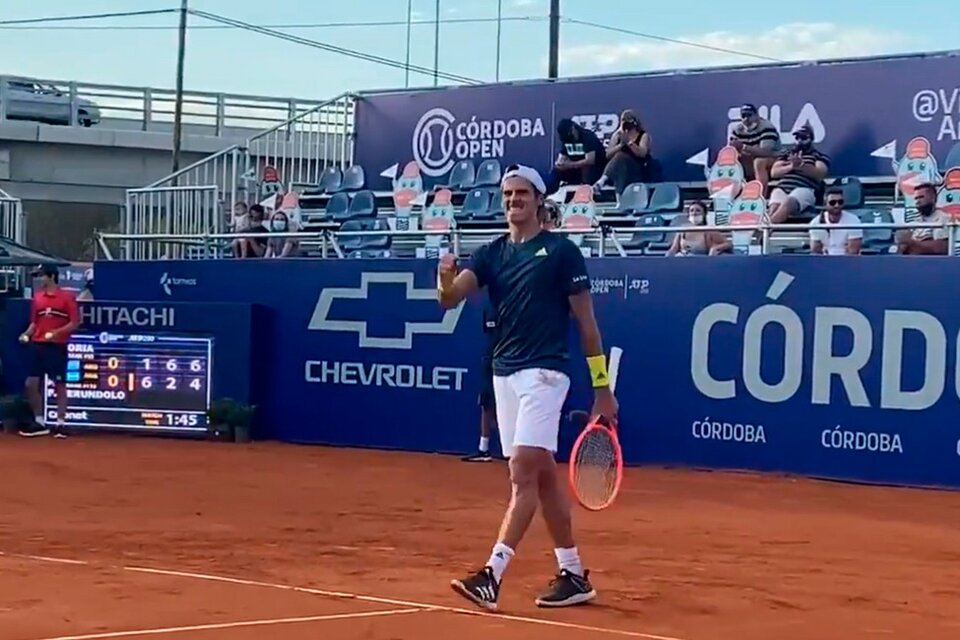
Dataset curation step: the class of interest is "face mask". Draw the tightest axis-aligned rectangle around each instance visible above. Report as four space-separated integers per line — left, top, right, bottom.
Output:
272 219 288 231
689 214 705 225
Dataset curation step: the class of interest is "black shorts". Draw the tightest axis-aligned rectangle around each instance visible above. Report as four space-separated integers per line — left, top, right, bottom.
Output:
478 357 495 410
29 342 68 383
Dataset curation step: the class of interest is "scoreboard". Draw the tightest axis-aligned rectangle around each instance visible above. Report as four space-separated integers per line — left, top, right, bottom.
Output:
43 332 213 433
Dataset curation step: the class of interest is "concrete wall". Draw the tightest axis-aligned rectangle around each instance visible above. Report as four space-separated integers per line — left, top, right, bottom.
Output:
0 122 231 207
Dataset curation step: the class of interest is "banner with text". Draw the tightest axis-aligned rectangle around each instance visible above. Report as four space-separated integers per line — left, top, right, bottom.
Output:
88 257 960 489
354 52 960 189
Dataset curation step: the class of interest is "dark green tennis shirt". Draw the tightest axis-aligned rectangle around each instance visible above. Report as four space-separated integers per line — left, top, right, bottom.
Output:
467 230 590 377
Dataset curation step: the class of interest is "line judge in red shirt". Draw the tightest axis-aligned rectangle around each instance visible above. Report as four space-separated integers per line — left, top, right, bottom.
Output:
18 264 79 438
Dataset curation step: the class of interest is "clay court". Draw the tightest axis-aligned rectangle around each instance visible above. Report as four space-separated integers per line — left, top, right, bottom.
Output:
1 436 958 640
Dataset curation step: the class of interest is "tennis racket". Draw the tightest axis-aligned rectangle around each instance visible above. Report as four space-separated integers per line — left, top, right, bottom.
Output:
567 346 624 511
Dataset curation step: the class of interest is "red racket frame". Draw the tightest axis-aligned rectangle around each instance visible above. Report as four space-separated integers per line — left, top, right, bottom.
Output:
568 416 624 511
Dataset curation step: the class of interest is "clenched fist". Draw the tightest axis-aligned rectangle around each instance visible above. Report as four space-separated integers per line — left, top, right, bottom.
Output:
438 253 458 290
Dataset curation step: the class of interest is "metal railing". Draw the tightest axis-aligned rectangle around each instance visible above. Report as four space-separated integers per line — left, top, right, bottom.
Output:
124 92 357 260
0 75 328 136
0 185 24 244
95 219 960 261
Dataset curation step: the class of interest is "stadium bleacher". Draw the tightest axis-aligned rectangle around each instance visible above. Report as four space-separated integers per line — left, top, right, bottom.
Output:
274 146 957 260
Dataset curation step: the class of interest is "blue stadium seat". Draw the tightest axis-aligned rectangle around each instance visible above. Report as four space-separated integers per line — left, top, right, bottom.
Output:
642 183 682 213
460 188 491 220
474 187 503 220
341 165 366 192
945 142 960 170
836 176 865 209
621 213 666 250
859 209 894 254
325 192 350 221
617 183 650 215
442 160 476 192
339 218 392 252
320 166 343 194
348 190 378 218
474 159 502 187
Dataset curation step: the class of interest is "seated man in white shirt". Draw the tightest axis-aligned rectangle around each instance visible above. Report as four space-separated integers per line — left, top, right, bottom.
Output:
808 186 862 255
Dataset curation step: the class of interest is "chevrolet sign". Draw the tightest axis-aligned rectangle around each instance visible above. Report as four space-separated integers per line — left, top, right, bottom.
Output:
307 272 465 350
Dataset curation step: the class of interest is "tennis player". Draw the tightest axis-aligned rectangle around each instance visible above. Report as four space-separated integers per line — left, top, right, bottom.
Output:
19 264 80 438
438 164 618 611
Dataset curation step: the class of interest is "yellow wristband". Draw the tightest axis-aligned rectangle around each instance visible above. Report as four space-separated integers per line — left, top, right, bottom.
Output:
586 355 609 388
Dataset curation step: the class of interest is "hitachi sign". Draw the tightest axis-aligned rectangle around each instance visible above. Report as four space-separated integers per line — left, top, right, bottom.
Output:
81 306 176 328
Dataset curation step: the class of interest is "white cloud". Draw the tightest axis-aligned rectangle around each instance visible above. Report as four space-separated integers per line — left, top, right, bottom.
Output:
512 0 544 7
560 23 918 75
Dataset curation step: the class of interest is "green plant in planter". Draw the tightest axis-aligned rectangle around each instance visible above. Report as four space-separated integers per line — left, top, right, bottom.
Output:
0 394 34 434
207 398 255 443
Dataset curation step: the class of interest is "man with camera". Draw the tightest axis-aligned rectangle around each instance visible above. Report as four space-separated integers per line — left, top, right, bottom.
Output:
592 109 659 195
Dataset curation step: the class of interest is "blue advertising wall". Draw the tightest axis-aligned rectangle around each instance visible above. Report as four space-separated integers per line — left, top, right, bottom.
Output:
354 52 960 188
86 257 960 490
2 300 257 418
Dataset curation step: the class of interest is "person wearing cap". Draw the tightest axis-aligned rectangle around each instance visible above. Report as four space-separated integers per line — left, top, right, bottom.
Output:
439 164 616 612
768 124 831 223
593 109 660 195
729 103 781 188
549 118 606 193
18 265 80 438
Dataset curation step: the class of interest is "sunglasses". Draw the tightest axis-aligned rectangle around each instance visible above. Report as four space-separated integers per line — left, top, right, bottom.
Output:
827 199 844 206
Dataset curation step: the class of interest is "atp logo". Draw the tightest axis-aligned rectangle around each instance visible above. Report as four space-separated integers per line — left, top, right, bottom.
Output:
308 271 465 349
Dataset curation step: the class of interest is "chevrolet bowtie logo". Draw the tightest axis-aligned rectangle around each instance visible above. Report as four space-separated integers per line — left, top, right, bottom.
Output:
307 272 465 350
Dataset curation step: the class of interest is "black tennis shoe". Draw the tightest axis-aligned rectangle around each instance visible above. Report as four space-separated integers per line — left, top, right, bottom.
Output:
450 566 499 611
535 569 597 607
461 451 492 462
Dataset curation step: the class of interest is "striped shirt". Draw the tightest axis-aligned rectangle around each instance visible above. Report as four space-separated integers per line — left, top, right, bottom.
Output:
730 118 780 150
776 147 831 194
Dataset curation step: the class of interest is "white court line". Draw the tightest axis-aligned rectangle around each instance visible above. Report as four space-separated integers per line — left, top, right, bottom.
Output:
30 608 421 640
5 552 690 640
125 566 681 639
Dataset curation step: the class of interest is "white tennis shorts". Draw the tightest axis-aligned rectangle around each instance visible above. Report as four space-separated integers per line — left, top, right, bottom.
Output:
493 367 570 459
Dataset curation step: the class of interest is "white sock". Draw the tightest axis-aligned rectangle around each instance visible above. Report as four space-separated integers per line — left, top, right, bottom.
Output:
487 542 514 582
478 436 490 452
555 547 583 577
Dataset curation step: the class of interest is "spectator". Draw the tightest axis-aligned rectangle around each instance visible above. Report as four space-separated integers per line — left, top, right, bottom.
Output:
230 201 250 258
240 204 269 258
808 186 862 255
729 103 780 188
76 270 94 301
540 199 561 230
547 118 606 193
593 109 660 195
265 210 298 258
768 124 830 223
896 183 948 255
666 201 732 256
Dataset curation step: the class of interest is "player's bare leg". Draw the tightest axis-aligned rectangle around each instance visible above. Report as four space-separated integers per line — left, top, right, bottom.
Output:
451 446 540 610
535 454 596 607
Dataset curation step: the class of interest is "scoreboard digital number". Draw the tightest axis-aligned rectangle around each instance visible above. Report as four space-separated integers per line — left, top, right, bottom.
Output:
43 332 213 433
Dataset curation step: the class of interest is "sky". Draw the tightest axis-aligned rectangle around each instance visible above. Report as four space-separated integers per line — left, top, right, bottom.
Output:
0 0 954 101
